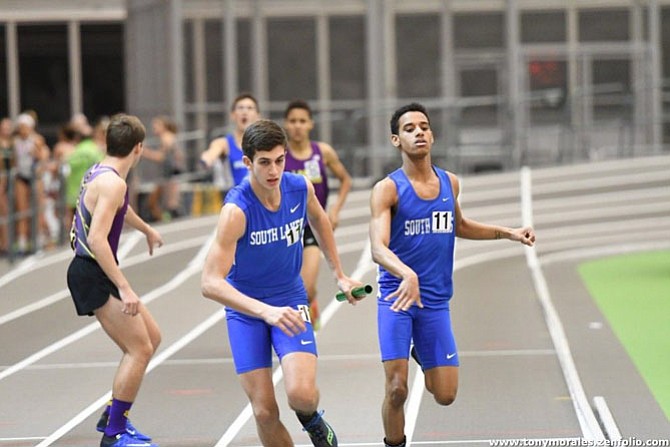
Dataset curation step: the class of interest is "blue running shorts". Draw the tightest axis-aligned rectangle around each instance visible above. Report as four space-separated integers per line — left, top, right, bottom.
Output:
227 302 317 374
377 301 459 370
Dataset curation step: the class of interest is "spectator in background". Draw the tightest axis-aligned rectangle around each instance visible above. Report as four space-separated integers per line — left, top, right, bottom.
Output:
65 114 105 226
0 117 13 254
48 123 80 242
199 93 260 190
13 113 49 253
142 115 186 221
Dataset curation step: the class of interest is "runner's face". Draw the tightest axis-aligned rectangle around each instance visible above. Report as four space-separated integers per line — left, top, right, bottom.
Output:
231 99 260 132
245 145 286 191
284 108 313 144
392 111 433 156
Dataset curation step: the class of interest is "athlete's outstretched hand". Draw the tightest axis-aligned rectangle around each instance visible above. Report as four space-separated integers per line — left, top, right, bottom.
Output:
262 305 307 337
386 271 422 312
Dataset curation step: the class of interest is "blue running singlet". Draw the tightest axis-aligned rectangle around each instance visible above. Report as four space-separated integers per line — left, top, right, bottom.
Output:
377 167 456 310
226 134 249 186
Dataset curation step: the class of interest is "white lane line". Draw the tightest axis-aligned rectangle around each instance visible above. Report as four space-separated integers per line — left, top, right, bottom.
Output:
0 234 211 327
0 232 214 382
33 232 217 447
34 308 226 447
0 215 217 288
593 396 622 441
520 167 605 441
214 366 285 447
215 239 375 447
238 437 584 447
405 367 425 445
2 348 557 372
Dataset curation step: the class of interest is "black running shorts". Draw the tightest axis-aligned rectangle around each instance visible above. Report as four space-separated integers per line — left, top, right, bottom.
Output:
67 256 120 316
303 225 319 248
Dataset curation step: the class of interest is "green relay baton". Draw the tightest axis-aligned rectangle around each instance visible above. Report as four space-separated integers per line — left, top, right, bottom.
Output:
335 284 373 302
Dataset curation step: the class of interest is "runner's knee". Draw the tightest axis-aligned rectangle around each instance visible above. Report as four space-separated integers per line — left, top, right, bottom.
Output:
386 379 408 407
286 384 318 412
432 389 457 406
252 402 281 426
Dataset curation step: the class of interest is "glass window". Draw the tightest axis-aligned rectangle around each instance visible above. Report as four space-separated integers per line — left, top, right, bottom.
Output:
205 20 223 103
592 58 631 121
521 11 566 43
18 24 69 132
329 16 365 100
267 17 317 101
454 13 504 49
183 20 195 104
0 25 7 118
81 24 124 121
396 14 440 98
579 9 629 42
458 68 499 126
237 19 252 95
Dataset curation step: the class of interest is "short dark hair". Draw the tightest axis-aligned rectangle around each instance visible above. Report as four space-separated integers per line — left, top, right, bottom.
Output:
106 114 146 157
231 92 259 112
242 119 287 160
390 102 430 135
284 99 312 119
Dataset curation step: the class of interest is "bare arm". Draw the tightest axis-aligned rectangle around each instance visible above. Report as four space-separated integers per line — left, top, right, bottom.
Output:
124 205 164 255
86 174 141 316
449 172 536 245
305 179 361 304
201 204 307 336
320 142 352 229
199 137 228 168
369 178 422 311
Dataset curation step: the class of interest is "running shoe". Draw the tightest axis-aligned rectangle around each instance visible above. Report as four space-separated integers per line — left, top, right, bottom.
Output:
100 432 158 447
301 410 337 446
96 412 152 442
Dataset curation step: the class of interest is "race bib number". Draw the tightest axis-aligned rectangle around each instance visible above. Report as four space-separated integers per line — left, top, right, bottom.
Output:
297 304 312 324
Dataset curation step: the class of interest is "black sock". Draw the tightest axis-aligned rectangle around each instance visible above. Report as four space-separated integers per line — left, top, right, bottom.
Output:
384 436 406 447
296 411 318 426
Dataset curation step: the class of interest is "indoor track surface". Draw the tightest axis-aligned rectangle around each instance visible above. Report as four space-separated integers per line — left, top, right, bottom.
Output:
1 155 669 446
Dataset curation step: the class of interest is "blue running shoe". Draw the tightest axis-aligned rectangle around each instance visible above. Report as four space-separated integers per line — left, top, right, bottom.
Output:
100 432 158 447
96 412 152 442
301 410 338 446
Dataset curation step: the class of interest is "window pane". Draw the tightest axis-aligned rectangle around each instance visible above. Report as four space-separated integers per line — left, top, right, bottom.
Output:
592 59 631 120
81 24 124 120
454 13 504 49
184 20 194 104
396 14 440 98
267 17 317 101
18 24 69 131
205 20 223 103
237 19 252 95
579 9 629 42
521 11 566 43
0 25 7 118
329 16 365 100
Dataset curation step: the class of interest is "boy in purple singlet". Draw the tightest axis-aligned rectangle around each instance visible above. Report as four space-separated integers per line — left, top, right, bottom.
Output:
67 114 164 447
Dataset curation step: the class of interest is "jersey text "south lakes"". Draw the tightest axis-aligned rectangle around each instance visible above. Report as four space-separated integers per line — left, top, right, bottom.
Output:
250 218 304 246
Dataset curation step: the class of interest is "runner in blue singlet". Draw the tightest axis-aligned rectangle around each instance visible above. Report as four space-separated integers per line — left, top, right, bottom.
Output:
201 119 362 447
369 103 536 447
199 93 260 188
